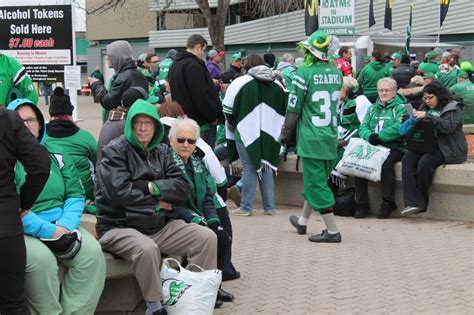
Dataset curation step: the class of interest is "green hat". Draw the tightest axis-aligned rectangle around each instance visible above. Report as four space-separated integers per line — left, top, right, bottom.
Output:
237 48 248 58
391 53 402 60
300 30 335 61
460 61 472 72
424 72 437 79
231 53 242 62
364 56 371 63
328 54 340 62
457 71 469 79
425 51 438 59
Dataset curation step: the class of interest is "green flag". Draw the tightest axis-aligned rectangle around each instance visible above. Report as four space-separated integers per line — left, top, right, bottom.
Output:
403 5 413 57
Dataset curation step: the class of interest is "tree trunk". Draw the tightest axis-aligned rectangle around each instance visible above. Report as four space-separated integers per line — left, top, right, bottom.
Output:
195 0 230 50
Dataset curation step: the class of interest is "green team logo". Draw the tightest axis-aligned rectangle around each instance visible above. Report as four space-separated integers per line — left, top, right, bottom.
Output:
161 278 191 306
349 144 378 160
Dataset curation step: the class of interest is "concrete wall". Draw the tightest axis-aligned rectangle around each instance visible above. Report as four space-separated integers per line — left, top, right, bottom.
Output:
269 155 474 222
87 0 156 41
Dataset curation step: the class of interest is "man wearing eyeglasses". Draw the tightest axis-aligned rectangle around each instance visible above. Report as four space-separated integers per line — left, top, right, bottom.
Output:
95 99 217 315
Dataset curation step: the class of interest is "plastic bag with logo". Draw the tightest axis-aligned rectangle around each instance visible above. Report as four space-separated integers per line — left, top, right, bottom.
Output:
336 138 391 182
160 258 222 315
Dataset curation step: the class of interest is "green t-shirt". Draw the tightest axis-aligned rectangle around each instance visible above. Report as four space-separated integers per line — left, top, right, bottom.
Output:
287 62 343 160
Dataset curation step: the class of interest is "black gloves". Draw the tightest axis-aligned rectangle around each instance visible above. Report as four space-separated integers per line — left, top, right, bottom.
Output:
208 222 231 247
132 180 150 194
368 133 381 146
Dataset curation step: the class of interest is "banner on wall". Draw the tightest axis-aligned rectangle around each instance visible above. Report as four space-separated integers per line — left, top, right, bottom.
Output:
319 0 355 36
0 5 73 82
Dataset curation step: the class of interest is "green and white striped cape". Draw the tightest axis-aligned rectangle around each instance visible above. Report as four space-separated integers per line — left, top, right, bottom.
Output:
223 67 287 172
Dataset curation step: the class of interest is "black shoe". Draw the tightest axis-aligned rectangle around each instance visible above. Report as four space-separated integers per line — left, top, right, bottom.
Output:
152 308 167 315
377 201 396 219
218 288 235 302
289 215 307 235
308 230 342 243
215 298 223 308
222 271 240 281
354 204 369 219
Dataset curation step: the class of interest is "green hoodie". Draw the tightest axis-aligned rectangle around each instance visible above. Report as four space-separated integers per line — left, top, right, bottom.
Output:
124 99 164 154
359 93 407 150
357 61 390 98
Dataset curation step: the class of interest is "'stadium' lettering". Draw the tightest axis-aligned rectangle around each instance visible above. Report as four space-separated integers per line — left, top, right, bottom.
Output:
321 15 352 24
32 9 64 19
0 9 31 20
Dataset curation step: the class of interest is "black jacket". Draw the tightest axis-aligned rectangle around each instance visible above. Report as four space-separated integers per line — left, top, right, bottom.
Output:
95 137 189 237
0 108 50 238
423 101 468 164
392 63 417 89
91 59 148 110
168 51 224 126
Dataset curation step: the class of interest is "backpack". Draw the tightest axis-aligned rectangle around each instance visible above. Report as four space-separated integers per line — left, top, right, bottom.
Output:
333 187 355 217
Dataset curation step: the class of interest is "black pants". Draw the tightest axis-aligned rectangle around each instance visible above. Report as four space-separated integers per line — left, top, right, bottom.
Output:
200 124 217 150
216 207 238 279
0 235 27 315
402 149 445 208
355 148 404 206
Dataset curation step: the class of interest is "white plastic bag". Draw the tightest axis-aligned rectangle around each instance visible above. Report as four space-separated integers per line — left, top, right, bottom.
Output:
336 138 391 182
160 258 222 315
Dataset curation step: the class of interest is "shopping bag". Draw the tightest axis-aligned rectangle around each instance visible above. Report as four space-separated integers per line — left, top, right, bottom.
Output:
336 138 390 182
160 258 222 315
406 119 436 154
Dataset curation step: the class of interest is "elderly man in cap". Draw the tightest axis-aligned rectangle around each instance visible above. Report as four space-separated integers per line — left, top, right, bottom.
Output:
95 99 217 315
224 52 243 81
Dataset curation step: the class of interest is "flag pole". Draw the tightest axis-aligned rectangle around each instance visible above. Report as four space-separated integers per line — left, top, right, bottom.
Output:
437 1 441 43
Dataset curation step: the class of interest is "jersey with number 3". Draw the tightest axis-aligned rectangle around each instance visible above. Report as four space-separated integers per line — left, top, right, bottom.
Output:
287 63 342 160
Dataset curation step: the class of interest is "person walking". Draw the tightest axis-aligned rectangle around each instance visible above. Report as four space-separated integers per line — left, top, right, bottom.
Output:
168 34 223 148
281 30 343 243
0 107 50 315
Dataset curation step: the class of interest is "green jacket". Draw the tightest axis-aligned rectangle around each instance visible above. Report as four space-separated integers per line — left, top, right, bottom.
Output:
450 80 474 124
436 67 459 88
45 127 97 200
0 54 38 106
357 61 390 98
359 94 407 150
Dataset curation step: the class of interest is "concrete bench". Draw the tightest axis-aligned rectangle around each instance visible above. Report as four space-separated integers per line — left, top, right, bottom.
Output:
272 154 474 222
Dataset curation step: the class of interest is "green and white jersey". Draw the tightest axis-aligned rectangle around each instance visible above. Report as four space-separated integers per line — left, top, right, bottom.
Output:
287 62 343 160
157 57 174 83
0 54 38 106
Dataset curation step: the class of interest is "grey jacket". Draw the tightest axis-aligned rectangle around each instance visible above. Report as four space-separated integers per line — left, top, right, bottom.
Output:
424 101 468 164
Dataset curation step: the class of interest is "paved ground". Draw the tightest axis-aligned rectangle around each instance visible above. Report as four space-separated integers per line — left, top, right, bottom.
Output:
39 96 474 314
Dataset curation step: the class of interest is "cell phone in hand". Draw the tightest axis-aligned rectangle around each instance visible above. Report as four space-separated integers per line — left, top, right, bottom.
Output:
405 103 414 116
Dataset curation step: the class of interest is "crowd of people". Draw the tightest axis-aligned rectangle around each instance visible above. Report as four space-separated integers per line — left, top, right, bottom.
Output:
0 28 472 314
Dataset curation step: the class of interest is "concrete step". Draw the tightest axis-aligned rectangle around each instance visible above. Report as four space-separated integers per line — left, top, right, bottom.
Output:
266 154 474 221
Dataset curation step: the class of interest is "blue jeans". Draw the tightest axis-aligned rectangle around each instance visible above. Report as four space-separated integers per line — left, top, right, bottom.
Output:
235 141 275 212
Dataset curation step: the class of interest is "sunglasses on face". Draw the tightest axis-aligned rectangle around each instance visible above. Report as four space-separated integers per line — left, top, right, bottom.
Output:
176 138 197 144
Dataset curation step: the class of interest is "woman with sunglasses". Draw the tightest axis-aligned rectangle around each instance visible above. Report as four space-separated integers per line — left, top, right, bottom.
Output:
399 81 467 216
168 118 235 308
